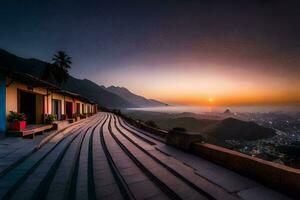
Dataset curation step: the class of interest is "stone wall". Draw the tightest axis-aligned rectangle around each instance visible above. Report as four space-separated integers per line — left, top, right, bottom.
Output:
166 129 203 150
191 142 300 198
118 112 299 198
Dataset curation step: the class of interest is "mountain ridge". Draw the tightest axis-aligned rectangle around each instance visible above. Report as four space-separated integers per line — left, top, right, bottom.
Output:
202 117 276 141
105 85 168 107
125 111 276 143
0 49 166 108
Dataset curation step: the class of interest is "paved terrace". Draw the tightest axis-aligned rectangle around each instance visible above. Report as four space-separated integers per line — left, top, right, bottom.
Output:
0 112 292 200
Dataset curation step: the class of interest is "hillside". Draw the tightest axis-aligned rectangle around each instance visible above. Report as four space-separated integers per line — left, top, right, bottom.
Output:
202 117 276 141
63 78 134 108
125 110 276 142
0 49 131 108
105 86 167 107
157 117 275 143
0 49 45 77
0 49 163 108
155 117 218 132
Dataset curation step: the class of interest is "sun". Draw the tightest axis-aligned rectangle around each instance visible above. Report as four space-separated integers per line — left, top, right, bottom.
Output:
208 98 214 103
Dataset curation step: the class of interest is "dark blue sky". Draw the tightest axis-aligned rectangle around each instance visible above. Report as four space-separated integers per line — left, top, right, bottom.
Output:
1 0 300 103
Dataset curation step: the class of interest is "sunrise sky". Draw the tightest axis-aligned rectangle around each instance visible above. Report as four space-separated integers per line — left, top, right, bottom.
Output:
1 0 300 106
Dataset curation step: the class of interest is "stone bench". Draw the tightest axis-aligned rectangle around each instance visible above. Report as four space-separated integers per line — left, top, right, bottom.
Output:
7 124 53 139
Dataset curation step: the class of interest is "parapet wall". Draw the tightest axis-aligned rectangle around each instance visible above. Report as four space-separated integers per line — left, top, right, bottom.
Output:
117 112 299 198
191 142 300 198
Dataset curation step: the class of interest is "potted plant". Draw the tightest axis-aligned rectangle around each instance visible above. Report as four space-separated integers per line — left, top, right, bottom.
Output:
7 111 27 131
45 114 56 124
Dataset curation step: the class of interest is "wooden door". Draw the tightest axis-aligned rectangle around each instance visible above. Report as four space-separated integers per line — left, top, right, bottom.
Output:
35 94 44 124
65 101 73 119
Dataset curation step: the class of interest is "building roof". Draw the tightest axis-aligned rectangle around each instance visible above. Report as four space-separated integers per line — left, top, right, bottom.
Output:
0 67 97 105
0 67 59 90
53 89 96 104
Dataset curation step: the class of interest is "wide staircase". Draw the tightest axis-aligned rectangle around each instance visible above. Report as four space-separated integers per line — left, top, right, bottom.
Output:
0 112 292 200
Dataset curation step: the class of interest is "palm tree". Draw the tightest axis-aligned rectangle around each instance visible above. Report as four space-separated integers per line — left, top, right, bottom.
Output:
51 51 72 86
42 51 72 86
52 51 72 71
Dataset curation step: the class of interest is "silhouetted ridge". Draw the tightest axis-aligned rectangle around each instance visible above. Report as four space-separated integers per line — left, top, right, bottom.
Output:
223 109 232 114
0 49 133 108
0 49 45 77
0 49 168 108
203 117 276 141
105 85 167 107
62 77 134 108
140 114 276 142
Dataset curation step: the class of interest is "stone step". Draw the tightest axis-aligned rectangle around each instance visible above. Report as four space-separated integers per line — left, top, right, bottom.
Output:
119 117 165 144
74 115 105 200
9 117 99 200
0 119 88 178
93 114 124 200
104 115 167 199
45 127 88 200
46 114 102 200
0 116 98 199
110 115 209 200
114 115 239 200
117 114 292 200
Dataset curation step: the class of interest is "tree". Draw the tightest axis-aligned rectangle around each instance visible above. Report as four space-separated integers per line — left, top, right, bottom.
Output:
52 50 72 70
42 51 72 86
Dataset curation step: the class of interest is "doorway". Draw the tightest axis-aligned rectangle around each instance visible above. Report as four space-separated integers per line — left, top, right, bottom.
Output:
65 101 73 119
76 103 80 114
19 90 44 124
35 94 44 124
52 99 62 120
19 91 35 124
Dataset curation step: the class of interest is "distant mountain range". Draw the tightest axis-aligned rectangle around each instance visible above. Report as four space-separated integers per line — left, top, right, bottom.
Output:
156 116 275 142
0 49 167 108
105 86 168 107
125 111 276 143
201 117 275 141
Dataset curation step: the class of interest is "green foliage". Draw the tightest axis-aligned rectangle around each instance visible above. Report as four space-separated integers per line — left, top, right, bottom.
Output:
52 51 72 70
145 120 158 128
7 111 26 122
45 114 56 124
42 51 72 86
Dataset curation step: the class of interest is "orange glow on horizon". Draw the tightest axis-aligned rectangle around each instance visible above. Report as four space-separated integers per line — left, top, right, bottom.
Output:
99 62 300 106
148 88 300 106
